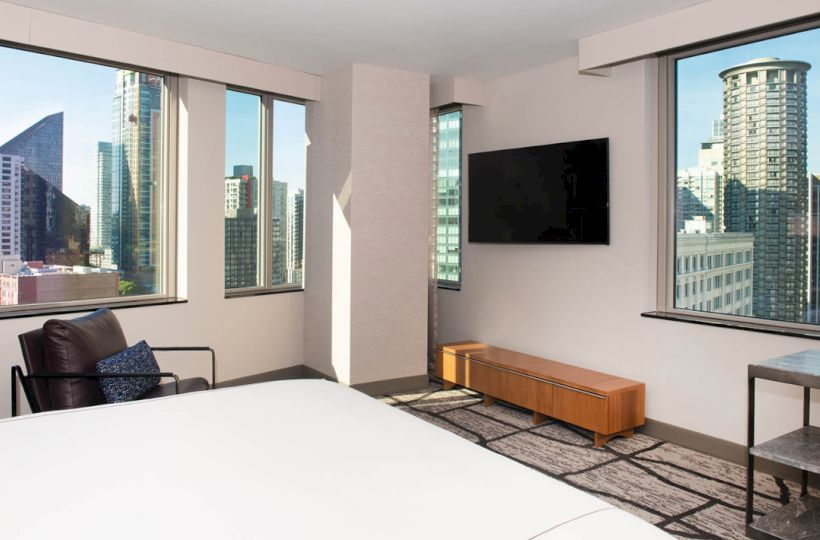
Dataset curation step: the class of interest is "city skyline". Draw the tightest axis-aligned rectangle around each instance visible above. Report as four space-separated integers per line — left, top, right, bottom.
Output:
0 46 307 210
675 42 816 323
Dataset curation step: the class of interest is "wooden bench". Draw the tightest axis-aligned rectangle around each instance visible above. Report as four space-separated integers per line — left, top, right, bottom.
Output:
435 341 645 447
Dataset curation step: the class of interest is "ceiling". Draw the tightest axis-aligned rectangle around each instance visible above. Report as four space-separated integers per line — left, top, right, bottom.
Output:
7 0 705 79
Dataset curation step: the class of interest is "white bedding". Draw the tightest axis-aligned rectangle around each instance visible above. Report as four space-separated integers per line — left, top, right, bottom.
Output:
0 380 669 539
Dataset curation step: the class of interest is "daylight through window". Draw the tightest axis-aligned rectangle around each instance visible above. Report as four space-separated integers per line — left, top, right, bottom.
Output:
224 90 306 293
434 108 462 287
669 23 819 326
0 45 173 311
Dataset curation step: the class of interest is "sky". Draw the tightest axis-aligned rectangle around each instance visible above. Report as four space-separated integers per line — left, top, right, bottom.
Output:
0 45 306 209
225 90 307 196
677 25 820 173
0 46 112 207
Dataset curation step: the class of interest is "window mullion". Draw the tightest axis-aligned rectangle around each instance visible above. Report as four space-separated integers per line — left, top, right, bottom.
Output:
259 94 274 290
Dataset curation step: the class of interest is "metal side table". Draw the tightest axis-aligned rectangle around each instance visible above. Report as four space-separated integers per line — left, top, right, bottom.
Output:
747 350 820 539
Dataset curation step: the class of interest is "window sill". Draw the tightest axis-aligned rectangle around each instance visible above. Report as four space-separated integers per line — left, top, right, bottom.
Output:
0 297 188 321
437 282 461 291
224 287 304 299
641 311 820 341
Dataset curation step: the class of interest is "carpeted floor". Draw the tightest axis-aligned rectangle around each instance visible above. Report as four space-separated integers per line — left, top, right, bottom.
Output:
381 381 810 539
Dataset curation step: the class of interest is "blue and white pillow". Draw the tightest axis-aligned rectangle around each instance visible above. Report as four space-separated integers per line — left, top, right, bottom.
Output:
96 340 161 403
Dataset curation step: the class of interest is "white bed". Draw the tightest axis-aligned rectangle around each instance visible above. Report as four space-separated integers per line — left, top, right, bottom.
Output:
0 379 670 539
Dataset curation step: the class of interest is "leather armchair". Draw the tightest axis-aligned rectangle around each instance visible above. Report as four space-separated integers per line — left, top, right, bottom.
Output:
11 308 215 417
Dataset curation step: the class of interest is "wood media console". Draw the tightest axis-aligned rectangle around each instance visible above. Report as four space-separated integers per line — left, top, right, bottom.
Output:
435 341 645 447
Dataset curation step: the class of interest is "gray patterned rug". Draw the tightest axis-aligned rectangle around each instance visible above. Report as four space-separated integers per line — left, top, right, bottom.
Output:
381 381 810 539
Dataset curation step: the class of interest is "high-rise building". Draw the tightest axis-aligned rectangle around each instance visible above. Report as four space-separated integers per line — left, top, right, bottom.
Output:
675 231 755 316
19 169 90 266
272 180 288 285
676 118 725 234
92 142 112 250
677 168 722 233
233 165 254 178
435 110 461 283
0 112 63 191
720 57 811 322
224 207 257 288
698 119 724 175
808 174 820 323
225 165 258 213
0 154 22 257
224 166 260 288
225 176 256 216
111 70 162 290
287 188 304 284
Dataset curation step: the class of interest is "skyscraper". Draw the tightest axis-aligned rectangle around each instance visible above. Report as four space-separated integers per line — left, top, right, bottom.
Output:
224 207 258 288
676 118 725 233
0 112 63 191
0 154 22 257
92 142 112 250
111 70 162 290
287 188 304 284
677 168 721 233
809 174 820 322
435 110 461 283
272 180 288 285
233 165 254 178
720 57 811 322
19 169 90 266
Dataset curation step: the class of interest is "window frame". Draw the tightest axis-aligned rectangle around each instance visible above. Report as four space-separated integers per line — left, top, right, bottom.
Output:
656 16 820 334
0 41 179 316
223 87 306 298
433 105 463 290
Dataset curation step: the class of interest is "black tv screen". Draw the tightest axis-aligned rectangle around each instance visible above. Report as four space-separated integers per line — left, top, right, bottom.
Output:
468 138 609 244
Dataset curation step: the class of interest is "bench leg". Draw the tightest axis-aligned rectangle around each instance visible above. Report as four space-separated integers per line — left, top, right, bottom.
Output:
483 394 495 406
532 412 548 425
594 428 634 448
442 381 455 390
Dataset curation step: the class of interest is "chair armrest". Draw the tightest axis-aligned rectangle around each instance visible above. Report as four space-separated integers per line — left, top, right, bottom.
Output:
27 372 181 394
149 347 216 389
11 365 38 417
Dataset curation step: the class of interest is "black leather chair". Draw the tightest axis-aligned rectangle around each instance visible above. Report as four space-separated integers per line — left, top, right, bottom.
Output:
11 308 215 416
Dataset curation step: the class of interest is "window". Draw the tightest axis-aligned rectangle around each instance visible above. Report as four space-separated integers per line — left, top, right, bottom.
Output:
432 107 462 288
224 90 306 294
661 20 820 329
224 91 261 289
0 44 175 312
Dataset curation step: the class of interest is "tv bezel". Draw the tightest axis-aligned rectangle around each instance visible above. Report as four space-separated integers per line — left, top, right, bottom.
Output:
467 137 610 245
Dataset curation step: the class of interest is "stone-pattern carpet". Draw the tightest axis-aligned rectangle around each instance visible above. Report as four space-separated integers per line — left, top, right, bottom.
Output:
381 381 811 539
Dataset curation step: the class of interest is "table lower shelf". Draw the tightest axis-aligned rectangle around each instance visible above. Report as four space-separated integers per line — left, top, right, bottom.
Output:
747 494 820 540
750 426 820 475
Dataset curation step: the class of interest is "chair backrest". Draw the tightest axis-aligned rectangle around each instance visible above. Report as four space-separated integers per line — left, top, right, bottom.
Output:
18 308 128 412
18 327 52 413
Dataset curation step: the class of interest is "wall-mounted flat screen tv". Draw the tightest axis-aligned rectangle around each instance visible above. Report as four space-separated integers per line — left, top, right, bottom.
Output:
468 138 609 244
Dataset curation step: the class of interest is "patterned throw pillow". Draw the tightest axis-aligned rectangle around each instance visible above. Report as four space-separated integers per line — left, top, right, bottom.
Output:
96 340 161 403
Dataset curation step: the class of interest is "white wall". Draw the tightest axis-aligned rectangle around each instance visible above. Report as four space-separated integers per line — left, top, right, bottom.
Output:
1 77 304 419
437 55 819 447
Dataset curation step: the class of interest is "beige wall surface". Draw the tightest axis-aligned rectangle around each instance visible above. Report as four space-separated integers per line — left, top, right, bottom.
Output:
0 77 304 418
0 1 320 100
436 55 820 446
305 64 429 386
578 0 820 70
304 65 354 383
349 64 429 385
